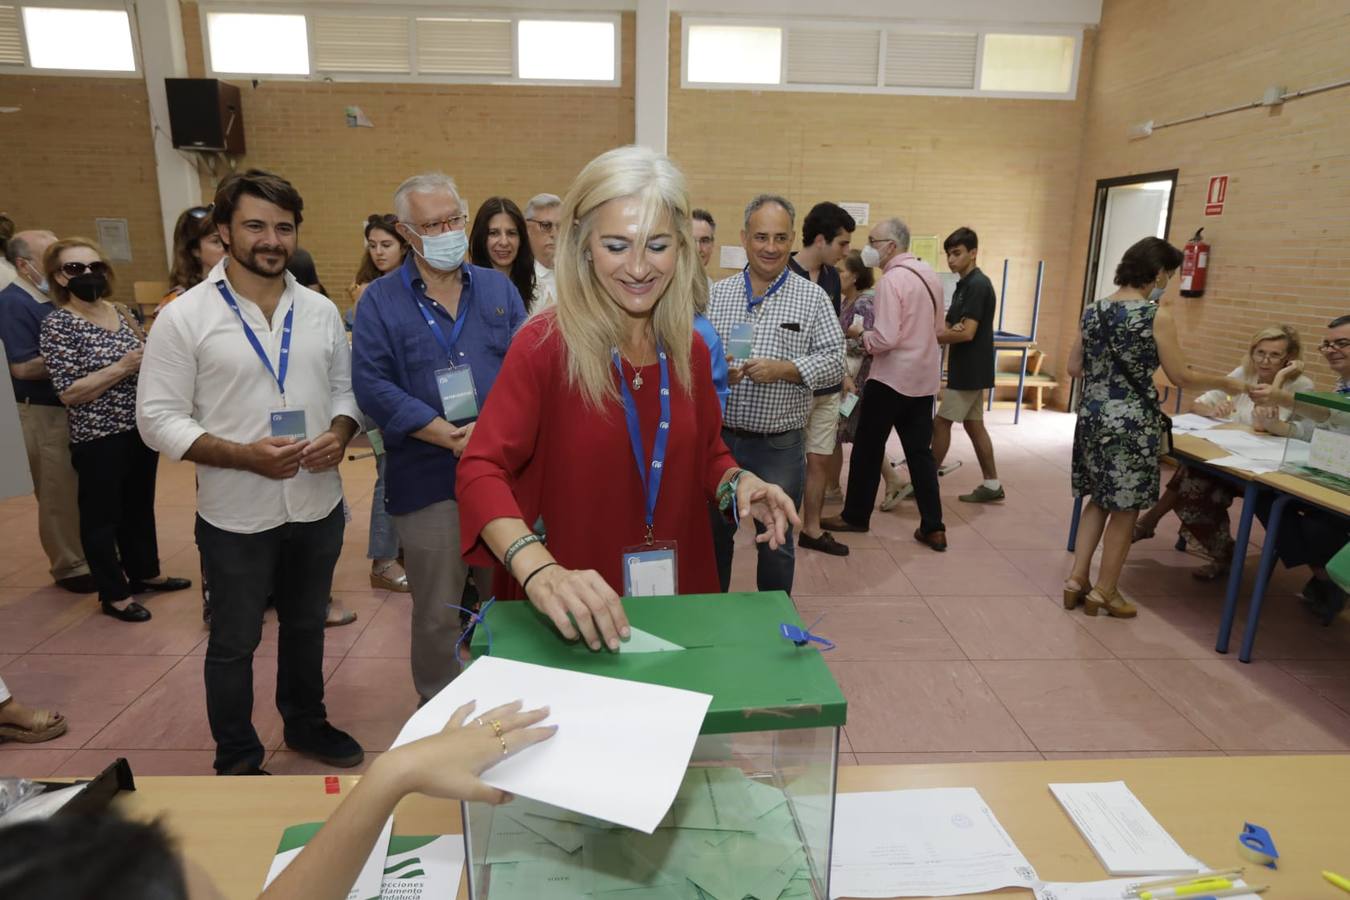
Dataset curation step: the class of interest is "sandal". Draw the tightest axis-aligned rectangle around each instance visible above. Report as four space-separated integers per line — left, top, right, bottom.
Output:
326 607 358 628
1062 579 1093 610
0 707 69 744
1084 586 1137 619
370 560 410 593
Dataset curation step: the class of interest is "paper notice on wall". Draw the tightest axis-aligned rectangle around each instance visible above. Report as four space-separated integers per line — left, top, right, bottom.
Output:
910 235 940 270
838 202 870 225
719 245 748 270
95 218 132 262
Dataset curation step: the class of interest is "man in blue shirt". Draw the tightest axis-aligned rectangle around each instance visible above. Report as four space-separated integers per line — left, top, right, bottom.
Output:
0 229 94 593
352 173 526 703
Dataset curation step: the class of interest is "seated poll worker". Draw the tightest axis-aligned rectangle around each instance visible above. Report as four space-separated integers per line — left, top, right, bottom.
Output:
0 701 556 900
456 146 800 653
352 173 527 704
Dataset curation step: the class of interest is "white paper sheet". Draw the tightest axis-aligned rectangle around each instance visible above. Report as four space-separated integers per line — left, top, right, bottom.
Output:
390 656 713 833
1169 413 1223 432
263 816 393 900
829 788 1037 897
1208 454 1281 475
619 626 685 653
1048 782 1199 876
1201 429 1287 462
1034 875 1260 900
0 783 85 825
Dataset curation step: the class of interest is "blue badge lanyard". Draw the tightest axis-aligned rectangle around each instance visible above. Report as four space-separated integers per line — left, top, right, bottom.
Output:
402 265 469 364
217 280 293 401
743 266 790 314
612 346 671 545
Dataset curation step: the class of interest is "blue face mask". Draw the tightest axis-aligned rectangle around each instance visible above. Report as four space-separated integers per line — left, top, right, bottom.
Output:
1148 284 1165 302
414 228 468 271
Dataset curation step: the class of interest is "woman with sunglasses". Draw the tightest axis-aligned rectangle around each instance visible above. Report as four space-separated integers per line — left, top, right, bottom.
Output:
469 197 537 312
38 238 190 621
347 214 411 594
160 205 227 311
1132 324 1311 580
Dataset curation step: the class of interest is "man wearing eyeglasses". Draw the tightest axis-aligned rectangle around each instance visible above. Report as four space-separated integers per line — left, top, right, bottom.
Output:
524 193 561 309
0 228 95 593
352 173 527 704
1249 314 1350 625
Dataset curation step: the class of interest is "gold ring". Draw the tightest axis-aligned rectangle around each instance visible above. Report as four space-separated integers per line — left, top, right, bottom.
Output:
498 734 509 756
490 720 503 737
475 717 485 728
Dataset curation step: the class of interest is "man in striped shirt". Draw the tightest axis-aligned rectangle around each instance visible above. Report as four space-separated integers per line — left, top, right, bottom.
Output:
707 195 845 593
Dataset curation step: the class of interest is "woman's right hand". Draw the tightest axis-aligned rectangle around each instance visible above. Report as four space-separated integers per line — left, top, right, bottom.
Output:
119 346 144 376
526 564 630 651
381 700 556 805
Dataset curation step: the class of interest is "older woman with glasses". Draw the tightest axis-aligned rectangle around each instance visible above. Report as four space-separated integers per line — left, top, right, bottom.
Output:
39 238 189 622
1133 324 1312 580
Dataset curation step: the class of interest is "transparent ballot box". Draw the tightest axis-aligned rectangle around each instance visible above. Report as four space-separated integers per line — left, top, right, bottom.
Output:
1280 391 1350 494
464 592 847 900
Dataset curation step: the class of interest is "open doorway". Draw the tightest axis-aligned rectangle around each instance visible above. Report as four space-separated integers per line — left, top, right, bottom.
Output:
1080 170 1178 314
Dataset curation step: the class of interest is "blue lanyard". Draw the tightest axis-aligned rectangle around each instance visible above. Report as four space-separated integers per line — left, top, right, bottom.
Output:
612 345 671 544
743 266 790 313
217 280 293 399
402 265 469 363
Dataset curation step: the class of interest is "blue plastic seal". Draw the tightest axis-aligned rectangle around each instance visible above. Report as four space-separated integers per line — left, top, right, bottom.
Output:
1237 821 1279 868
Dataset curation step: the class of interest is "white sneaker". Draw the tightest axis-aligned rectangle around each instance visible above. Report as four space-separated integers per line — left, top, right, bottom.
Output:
880 483 914 511
938 460 963 477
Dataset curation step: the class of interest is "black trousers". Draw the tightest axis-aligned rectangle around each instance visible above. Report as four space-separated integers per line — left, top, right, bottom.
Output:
842 380 945 535
196 502 343 774
68 429 161 604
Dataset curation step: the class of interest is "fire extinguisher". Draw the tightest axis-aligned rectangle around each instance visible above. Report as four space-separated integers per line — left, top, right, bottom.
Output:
1180 227 1209 297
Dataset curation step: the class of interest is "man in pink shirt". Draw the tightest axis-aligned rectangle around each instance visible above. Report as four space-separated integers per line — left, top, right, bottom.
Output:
822 218 948 551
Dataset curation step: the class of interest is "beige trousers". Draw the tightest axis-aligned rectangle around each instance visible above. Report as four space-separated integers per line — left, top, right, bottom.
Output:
18 401 89 580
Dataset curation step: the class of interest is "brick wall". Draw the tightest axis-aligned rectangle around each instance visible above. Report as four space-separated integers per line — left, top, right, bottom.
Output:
667 15 1096 357
0 76 165 303
180 3 635 300
1052 0 1350 401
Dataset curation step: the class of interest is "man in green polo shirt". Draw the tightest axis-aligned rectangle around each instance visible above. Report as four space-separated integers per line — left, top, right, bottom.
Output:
936 227 1004 503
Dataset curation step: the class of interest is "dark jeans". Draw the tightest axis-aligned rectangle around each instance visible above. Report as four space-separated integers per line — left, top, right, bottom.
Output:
196 502 343 774
68 429 161 604
1255 495 1349 572
712 428 806 594
843 381 945 535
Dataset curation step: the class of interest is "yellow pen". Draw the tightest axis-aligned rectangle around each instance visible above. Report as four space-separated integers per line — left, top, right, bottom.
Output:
1140 879 1235 900
1325 871 1350 894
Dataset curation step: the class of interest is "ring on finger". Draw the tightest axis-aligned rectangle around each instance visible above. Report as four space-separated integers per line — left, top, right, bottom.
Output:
498 734 509 756
490 719 503 737
475 717 485 728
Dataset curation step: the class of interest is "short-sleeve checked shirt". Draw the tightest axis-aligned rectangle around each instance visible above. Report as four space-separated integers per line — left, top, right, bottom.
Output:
707 268 845 434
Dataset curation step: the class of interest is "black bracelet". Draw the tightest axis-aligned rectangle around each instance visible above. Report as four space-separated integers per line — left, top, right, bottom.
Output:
521 562 558 595
503 533 542 573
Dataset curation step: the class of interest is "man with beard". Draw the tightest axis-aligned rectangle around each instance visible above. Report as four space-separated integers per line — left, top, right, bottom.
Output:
137 170 365 775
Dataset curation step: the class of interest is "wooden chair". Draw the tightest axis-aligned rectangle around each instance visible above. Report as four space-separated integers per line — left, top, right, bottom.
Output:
993 349 1059 411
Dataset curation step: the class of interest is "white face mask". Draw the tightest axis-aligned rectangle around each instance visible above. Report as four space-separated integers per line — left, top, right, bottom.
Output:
20 259 49 294
860 244 882 269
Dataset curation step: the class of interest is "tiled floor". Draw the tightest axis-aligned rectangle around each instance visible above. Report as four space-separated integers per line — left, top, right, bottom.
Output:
3 409 1350 778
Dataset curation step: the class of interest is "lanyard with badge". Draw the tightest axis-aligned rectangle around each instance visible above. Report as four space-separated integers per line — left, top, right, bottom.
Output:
217 280 306 441
728 266 790 362
616 345 678 597
403 266 480 425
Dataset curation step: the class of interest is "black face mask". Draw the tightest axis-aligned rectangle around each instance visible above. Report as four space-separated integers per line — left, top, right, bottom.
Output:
66 273 109 303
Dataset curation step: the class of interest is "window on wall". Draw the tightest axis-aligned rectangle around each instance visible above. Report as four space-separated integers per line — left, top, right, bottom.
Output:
197 4 620 85
683 19 1080 99
0 5 137 72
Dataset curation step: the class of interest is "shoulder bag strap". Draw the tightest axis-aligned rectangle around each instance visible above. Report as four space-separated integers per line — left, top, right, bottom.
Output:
894 264 943 323
1095 303 1162 411
114 302 147 343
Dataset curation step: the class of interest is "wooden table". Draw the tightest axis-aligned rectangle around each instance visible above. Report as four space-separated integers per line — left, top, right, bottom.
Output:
113 757 1350 899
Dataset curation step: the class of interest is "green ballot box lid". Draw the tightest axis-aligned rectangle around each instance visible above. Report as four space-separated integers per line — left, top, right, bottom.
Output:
470 592 846 735
1294 390 1350 414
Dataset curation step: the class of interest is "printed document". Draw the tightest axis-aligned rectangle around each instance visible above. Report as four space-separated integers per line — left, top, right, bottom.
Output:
1048 781 1199 876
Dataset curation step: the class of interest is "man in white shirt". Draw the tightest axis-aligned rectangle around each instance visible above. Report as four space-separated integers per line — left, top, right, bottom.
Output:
524 193 560 308
137 170 364 776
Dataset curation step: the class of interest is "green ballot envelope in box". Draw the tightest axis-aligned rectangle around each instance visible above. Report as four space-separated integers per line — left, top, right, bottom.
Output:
1280 391 1350 494
467 593 846 900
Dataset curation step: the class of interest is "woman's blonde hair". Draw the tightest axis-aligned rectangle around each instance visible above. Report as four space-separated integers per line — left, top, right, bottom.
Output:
42 237 115 306
1241 324 1302 378
552 145 703 410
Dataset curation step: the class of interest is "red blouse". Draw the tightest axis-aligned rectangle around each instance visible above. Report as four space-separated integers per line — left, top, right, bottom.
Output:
458 312 737 598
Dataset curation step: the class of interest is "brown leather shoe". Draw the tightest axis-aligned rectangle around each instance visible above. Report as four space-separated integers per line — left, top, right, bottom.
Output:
820 514 868 534
914 528 947 552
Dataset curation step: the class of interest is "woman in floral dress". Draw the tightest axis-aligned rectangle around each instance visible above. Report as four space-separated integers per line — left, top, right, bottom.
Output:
1064 237 1245 618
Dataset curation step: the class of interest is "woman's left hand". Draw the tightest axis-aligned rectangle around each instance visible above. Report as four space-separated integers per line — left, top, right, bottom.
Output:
734 472 802 550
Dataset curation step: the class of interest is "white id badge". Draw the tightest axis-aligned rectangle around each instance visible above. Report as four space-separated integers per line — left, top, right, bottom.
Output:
727 322 754 361
435 365 479 425
268 407 307 441
839 392 860 418
621 542 678 597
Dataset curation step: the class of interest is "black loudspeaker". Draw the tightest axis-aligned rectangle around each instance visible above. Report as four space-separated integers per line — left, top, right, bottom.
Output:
165 78 245 154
